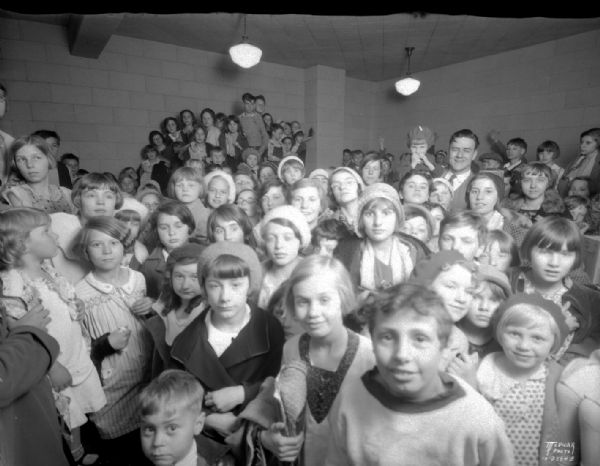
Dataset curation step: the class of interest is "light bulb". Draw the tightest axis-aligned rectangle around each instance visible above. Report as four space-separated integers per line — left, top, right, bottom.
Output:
229 43 262 69
395 76 420 96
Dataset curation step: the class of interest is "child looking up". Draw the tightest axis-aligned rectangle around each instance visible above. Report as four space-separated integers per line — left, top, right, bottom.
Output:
139 369 208 466
325 283 514 466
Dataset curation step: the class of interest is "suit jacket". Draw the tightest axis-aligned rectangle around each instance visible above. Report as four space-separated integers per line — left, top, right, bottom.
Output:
133 247 167 300
441 170 475 214
557 153 600 197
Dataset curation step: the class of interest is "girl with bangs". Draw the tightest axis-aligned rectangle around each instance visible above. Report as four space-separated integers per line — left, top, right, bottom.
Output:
75 216 153 464
207 203 258 249
49 172 125 284
170 242 284 462
334 183 429 293
3 135 76 214
511 216 600 364
114 200 150 268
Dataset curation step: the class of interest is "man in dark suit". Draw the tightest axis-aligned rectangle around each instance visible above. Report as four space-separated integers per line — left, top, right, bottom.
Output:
440 129 480 213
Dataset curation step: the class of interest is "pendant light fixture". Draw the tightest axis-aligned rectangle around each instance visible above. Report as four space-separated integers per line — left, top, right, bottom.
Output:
395 46 420 96
229 14 262 69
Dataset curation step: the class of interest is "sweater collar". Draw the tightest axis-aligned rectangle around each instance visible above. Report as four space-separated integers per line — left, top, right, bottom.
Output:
361 367 466 413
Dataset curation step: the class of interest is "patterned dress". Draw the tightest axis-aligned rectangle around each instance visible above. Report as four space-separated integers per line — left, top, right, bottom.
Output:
2 183 75 214
75 268 152 439
478 352 547 466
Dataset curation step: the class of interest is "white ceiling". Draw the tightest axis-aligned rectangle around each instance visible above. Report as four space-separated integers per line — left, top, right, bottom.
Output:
4 12 600 81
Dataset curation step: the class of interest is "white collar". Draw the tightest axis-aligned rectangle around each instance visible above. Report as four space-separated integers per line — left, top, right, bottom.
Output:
504 160 522 170
85 268 135 294
174 442 198 466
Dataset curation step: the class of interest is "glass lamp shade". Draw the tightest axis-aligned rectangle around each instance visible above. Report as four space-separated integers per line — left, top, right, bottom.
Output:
229 42 262 68
395 76 421 96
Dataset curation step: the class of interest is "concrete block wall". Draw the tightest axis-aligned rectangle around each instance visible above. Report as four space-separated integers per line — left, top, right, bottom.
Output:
344 77 378 155
0 18 309 174
375 29 600 166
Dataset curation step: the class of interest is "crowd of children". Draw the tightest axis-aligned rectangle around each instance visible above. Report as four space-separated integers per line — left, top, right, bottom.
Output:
1 80 600 466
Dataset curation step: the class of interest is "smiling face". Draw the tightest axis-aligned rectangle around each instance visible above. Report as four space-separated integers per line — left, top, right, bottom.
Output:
429 182 452 210
14 144 50 184
372 309 446 402
171 263 201 301
468 177 498 215
499 311 555 372
263 221 301 267
141 401 204 466
529 244 576 286
410 139 428 159
206 177 230 209
521 172 549 201
259 166 276 185
448 136 477 174
157 214 190 253
85 229 124 272
431 264 474 322
401 174 430 204
293 271 344 339
291 186 321 227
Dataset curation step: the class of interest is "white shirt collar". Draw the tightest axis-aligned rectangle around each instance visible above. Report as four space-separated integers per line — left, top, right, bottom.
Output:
174 442 198 466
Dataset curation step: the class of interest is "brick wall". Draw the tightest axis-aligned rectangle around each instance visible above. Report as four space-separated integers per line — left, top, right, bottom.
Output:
375 29 600 165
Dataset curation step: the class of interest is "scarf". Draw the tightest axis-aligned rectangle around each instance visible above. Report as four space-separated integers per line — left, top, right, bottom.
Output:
360 236 413 291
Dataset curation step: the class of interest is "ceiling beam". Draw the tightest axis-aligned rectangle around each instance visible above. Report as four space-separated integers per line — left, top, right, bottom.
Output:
67 14 124 59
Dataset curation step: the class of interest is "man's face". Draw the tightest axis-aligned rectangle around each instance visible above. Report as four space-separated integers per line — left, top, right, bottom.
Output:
255 98 265 114
448 137 477 174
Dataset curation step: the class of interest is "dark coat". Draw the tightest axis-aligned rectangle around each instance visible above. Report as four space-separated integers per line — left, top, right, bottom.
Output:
170 306 284 410
0 309 69 466
134 247 167 300
145 313 182 378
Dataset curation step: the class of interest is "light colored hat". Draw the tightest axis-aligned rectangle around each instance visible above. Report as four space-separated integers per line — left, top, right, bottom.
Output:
309 168 329 180
432 177 454 196
259 205 311 249
356 182 404 238
277 155 305 181
203 170 236 204
116 197 150 223
475 264 512 298
196 242 263 295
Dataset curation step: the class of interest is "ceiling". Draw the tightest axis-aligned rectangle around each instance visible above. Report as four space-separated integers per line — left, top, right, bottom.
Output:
4 12 600 81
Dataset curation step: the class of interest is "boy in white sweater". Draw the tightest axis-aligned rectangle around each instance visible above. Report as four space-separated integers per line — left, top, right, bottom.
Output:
325 283 515 466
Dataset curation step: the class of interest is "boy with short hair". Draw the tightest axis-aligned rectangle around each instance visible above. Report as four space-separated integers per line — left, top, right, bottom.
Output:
238 93 269 159
139 369 208 466
438 210 486 261
324 283 514 466
277 155 305 186
536 140 564 189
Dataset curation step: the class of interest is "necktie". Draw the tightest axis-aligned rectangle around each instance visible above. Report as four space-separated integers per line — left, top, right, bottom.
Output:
448 174 457 190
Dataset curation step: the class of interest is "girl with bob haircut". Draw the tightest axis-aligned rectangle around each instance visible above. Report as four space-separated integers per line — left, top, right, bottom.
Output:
132 201 195 300
145 243 206 377
251 255 375 465
162 116 182 144
179 109 197 144
558 127 600 197
4 135 75 213
207 203 258 248
170 242 284 460
167 166 210 241
290 177 328 232
50 172 124 284
359 152 385 186
512 216 600 364
75 216 153 462
465 171 506 230
199 107 221 146
504 162 556 223
479 229 520 274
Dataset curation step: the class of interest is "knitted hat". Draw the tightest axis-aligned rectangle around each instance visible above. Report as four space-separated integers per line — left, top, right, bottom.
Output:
407 125 435 147
492 292 570 348
475 264 512 298
277 155 305 181
242 148 260 163
116 197 150 223
308 168 329 180
259 205 311 249
166 243 206 269
203 170 236 204
465 171 505 206
196 242 263 295
410 250 476 285
329 167 365 191
356 182 404 238
479 152 504 165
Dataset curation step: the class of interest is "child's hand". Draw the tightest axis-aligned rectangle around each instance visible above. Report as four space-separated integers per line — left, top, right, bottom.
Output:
260 422 304 462
447 352 479 387
206 412 239 437
49 361 72 391
560 302 580 332
205 386 245 412
108 327 131 350
8 301 50 331
131 297 154 317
